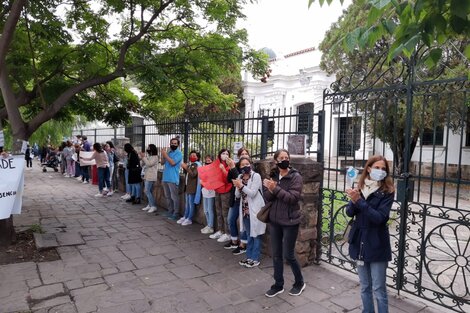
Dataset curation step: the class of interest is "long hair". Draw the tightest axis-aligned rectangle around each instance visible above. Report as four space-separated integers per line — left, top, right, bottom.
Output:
357 155 395 193
124 143 134 153
237 147 250 158
217 148 230 162
147 144 158 156
93 143 103 153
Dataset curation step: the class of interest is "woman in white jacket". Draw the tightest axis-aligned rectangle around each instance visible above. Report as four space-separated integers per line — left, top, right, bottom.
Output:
233 157 266 268
140 144 160 213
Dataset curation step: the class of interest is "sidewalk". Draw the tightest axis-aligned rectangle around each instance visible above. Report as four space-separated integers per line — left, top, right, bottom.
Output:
0 165 446 313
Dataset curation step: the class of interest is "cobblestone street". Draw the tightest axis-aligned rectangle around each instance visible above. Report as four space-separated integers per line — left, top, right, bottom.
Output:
0 165 446 313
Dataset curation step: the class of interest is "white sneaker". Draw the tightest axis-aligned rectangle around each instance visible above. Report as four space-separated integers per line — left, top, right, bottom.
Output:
209 230 223 239
176 217 186 224
107 191 113 196
76 176 82 181
95 193 103 197
147 207 157 213
200 226 209 233
181 219 192 226
120 194 128 199
217 233 231 243
201 227 214 234
142 205 150 211
121 194 131 200
82 181 89 184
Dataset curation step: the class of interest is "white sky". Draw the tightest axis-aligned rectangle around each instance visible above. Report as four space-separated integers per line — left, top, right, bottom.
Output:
240 0 352 55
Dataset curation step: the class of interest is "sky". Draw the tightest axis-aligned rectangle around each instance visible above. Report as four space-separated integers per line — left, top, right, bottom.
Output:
240 0 352 55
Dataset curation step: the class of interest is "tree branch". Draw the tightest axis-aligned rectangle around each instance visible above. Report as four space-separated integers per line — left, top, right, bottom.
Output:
0 0 26 69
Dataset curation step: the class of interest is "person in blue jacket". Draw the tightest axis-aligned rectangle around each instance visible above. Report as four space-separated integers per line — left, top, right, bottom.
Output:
345 155 395 313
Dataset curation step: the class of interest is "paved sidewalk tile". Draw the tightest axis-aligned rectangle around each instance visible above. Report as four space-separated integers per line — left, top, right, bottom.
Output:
0 167 451 313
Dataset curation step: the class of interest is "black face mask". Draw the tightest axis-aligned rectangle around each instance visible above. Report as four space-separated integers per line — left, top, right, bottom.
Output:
170 145 178 151
205 162 212 165
240 166 251 174
277 160 290 169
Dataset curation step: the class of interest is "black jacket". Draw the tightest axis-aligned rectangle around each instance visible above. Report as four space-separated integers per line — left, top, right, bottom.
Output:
264 168 303 226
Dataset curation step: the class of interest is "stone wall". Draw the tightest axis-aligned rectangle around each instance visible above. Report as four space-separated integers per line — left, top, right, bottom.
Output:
117 158 323 267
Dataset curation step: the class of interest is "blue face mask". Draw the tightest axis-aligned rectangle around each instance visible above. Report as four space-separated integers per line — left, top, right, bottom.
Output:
370 168 387 181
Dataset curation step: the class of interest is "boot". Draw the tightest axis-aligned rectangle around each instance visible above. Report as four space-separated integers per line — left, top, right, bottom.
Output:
132 198 141 205
126 196 135 203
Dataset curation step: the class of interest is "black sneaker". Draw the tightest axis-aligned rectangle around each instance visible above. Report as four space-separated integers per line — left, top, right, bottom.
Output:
232 246 246 255
265 285 284 298
245 260 260 268
288 282 306 296
239 259 251 266
224 241 238 249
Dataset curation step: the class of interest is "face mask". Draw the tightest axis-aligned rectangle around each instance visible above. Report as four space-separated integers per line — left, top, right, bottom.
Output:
370 168 387 181
240 166 251 174
146 149 151 154
189 156 197 162
205 162 212 165
277 160 290 170
220 154 228 161
170 145 178 151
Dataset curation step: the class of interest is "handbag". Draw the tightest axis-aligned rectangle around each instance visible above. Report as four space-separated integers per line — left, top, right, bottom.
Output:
257 201 271 223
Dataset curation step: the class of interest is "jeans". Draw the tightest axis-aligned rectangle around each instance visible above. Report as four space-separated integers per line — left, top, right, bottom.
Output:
243 215 261 261
228 200 247 243
80 166 90 182
270 222 303 288
144 180 156 207
97 167 111 192
75 162 81 177
112 162 119 191
183 193 196 220
108 164 114 190
215 191 230 233
163 182 179 216
356 261 389 313
203 197 215 227
130 183 141 199
124 169 131 194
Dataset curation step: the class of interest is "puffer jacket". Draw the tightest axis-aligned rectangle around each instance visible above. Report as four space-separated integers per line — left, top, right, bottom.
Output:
346 190 394 262
141 155 160 182
263 168 303 226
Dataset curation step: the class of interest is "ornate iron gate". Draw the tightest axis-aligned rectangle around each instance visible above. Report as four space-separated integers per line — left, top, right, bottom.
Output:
319 59 470 312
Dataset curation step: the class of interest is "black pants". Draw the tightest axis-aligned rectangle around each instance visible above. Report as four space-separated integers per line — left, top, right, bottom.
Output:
26 158 32 167
270 222 304 288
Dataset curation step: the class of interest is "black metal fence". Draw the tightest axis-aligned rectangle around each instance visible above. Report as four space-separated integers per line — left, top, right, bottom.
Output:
74 108 323 162
320 71 470 312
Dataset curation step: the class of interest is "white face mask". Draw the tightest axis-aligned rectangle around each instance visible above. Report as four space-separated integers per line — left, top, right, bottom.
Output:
220 154 228 161
370 168 387 181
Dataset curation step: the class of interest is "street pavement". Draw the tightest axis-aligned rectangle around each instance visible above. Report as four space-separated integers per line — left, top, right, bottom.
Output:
0 165 446 313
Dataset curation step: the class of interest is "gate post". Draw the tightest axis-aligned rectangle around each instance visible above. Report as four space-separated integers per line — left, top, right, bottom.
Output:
141 125 146 152
317 109 325 163
183 119 190 162
260 115 269 159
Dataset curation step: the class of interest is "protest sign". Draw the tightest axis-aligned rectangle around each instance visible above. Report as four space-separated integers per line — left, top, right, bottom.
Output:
79 151 96 166
197 162 225 190
0 156 25 219
233 141 243 162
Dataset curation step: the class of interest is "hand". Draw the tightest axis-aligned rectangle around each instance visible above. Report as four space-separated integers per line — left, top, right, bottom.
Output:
232 179 242 188
219 164 225 171
181 162 187 170
161 147 167 156
139 152 146 158
226 157 235 169
263 178 277 192
346 188 361 203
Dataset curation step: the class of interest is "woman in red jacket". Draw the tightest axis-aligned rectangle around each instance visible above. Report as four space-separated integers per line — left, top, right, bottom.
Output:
209 149 233 243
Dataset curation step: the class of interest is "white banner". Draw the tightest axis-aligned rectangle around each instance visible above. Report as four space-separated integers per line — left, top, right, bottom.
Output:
78 151 96 166
0 156 25 219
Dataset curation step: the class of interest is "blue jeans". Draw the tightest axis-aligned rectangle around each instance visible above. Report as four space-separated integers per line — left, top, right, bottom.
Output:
228 200 247 243
243 216 261 261
270 223 303 288
75 162 81 177
145 180 156 207
183 193 196 220
163 182 179 216
80 166 90 182
124 169 131 194
130 183 141 199
97 167 111 192
356 261 388 313
203 197 215 227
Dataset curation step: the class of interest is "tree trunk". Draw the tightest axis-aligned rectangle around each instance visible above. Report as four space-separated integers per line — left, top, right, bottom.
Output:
0 216 16 247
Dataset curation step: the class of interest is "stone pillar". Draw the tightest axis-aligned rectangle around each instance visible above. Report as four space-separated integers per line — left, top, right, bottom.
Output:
254 157 323 267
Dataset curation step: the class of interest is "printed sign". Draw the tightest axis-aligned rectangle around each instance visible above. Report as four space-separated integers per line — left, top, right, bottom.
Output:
233 142 243 162
78 151 96 166
197 162 225 190
0 156 25 219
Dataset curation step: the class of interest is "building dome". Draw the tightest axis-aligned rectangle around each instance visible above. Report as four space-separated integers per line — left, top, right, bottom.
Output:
260 47 277 60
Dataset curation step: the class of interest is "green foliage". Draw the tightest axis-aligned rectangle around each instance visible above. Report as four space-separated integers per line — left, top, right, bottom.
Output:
311 0 470 65
28 224 44 234
0 0 268 139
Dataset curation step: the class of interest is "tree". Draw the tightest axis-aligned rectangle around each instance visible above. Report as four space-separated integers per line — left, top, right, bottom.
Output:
318 0 469 174
0 0 268 246
310 0 470 66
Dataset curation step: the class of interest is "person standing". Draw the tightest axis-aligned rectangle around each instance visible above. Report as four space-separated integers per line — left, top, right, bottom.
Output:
25 145 33 168
124 143 142 204
178 150 202 226
140 144 160 213
160 138 183 220
80 136 91 184
63 141 75 177
80 143 111 197
263 149 305 298
345 155 394 313
200 155 215 234
233 157 266 268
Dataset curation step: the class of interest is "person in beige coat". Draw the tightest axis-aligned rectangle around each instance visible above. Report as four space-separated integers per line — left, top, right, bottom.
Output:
140 144 160 213
233 157 266 268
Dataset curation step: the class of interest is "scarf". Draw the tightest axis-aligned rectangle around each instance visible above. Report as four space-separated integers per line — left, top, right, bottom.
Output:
361 179 380 200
